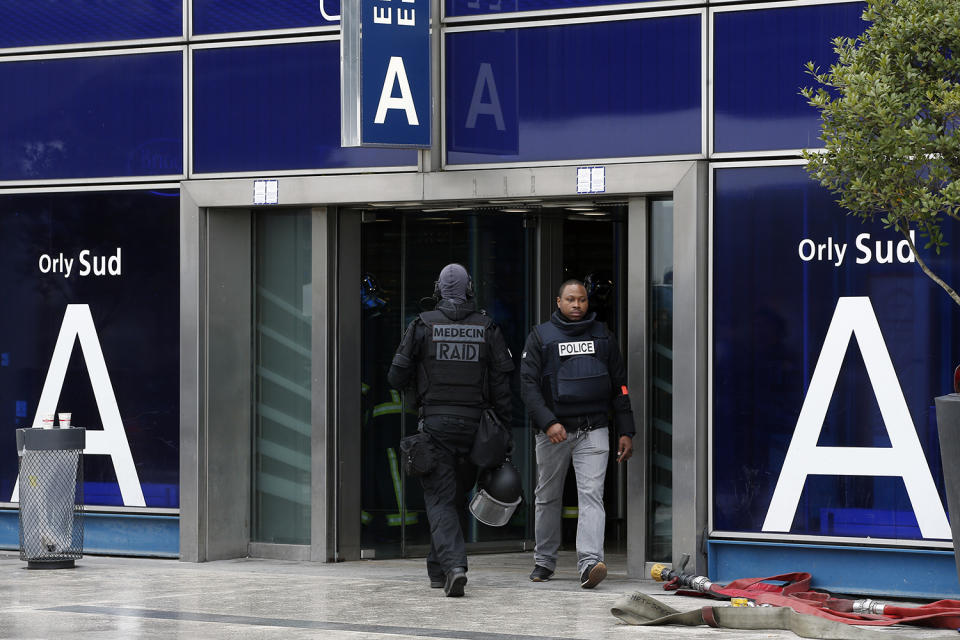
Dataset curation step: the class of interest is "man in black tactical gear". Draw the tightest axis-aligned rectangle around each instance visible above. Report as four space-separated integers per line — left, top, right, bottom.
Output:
520 279 635 589
388 264 514 597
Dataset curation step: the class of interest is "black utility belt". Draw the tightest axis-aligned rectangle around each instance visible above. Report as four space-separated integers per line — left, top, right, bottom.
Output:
559 413 609 431
421 405 483 420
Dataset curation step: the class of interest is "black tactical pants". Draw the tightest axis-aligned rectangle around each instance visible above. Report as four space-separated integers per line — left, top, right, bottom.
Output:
420 414 479 581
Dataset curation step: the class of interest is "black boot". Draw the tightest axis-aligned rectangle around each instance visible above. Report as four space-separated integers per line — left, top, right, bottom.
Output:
443 567 467 597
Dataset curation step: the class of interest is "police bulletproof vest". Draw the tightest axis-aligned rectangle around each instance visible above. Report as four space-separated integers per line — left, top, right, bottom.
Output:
536 320 611 416
417 310 491 407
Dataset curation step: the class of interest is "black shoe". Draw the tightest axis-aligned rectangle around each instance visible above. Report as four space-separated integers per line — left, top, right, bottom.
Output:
429 577 445 589
580 561 607 589
529 565 554 582
444 567 467 597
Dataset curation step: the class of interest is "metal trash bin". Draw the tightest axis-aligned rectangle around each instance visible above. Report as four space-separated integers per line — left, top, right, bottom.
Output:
16 428 85 569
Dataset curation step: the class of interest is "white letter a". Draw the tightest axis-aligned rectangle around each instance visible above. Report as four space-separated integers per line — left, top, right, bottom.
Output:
762 297 949 539
12 304 146 507
374 56 419 125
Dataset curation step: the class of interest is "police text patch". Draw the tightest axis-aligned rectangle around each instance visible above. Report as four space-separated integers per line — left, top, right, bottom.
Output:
558 341 595 356
432 324 485 342
436 342 479 361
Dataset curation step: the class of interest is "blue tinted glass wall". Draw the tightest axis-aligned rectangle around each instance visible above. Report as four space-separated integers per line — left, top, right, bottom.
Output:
0 1 181 49
0 189 180 508
712 164 958 541
192 41 416 174
193 0 340 36
0 51 183 182
446 0 665 19
713 2 866 154
446 14 702 165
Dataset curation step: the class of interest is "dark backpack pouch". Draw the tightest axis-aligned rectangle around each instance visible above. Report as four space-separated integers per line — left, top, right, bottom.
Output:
469 409 512 470
399 431 437 477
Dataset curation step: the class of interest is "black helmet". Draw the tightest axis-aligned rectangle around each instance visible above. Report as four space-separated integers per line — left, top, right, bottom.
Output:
469 462 522 527
479 462 522 503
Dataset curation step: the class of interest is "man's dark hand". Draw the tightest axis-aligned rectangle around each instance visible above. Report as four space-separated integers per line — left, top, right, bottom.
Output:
546 423 567 443
616 435 633 462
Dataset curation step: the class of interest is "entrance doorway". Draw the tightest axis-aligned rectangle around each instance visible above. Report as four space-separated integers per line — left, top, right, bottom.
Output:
357 208 534 557
179 161 703 568
355 201 655 561
558 209 629 552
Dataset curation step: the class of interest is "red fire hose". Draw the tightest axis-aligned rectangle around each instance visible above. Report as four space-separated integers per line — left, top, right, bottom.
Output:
652 556 960 629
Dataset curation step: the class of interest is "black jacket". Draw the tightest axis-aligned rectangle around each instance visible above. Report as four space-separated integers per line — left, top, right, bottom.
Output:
388 298 514 422
520 310 635 438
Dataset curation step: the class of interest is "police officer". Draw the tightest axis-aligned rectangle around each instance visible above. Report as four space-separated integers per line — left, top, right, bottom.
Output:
388 264 514 597
520 279 635 589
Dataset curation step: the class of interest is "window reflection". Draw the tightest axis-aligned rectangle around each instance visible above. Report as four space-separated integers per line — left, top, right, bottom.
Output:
252 210 312 544
648 200 673 561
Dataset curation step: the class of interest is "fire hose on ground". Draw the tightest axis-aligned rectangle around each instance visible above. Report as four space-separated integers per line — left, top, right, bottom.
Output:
611 554 960 639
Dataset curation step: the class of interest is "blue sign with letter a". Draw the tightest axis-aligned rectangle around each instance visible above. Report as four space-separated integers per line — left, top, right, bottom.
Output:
341 0 431 148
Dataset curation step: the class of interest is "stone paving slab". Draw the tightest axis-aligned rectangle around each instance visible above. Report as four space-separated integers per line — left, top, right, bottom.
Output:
0 551 952 639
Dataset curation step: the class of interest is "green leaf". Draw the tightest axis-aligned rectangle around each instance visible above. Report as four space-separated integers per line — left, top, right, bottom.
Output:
802 0 960 305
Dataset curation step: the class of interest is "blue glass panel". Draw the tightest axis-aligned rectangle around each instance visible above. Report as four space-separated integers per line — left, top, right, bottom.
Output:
446 16 701 165
0 1 181 49
0 190 180 508
713 3 866 153
0 52 183 181
193 42 416 173
712 165 959 541
709 540 960 600
193 0 340 35
446 0 660 18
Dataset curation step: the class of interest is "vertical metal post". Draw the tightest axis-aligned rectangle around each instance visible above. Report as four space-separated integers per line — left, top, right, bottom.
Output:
626 196 649 578
671 162 709 575
421 0 443 173
336 209 363 561
311 207 336 561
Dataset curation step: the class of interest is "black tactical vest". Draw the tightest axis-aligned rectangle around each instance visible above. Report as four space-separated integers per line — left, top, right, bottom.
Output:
536 320 611 417
417 309 492 408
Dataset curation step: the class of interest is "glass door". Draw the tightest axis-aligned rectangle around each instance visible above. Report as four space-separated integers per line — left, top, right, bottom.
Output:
554 199 675 564
251 210 313 544
648 199 674 562
359 208 535 558
558 205 629 552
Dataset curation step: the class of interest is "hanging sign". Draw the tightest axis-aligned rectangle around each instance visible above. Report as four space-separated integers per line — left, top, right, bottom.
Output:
341 0 431 148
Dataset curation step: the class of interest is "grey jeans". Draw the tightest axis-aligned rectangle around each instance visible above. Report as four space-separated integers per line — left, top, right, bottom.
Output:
533 426 609 574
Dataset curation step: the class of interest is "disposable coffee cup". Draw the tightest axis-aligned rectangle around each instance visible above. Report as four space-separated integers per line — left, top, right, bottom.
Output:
41 414 55 429
58 413 72 429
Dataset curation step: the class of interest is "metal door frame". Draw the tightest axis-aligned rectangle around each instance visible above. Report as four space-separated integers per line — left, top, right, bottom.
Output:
179 161 708 575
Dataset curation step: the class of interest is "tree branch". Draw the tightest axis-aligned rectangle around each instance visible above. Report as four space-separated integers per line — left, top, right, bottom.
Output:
901 225 960 307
